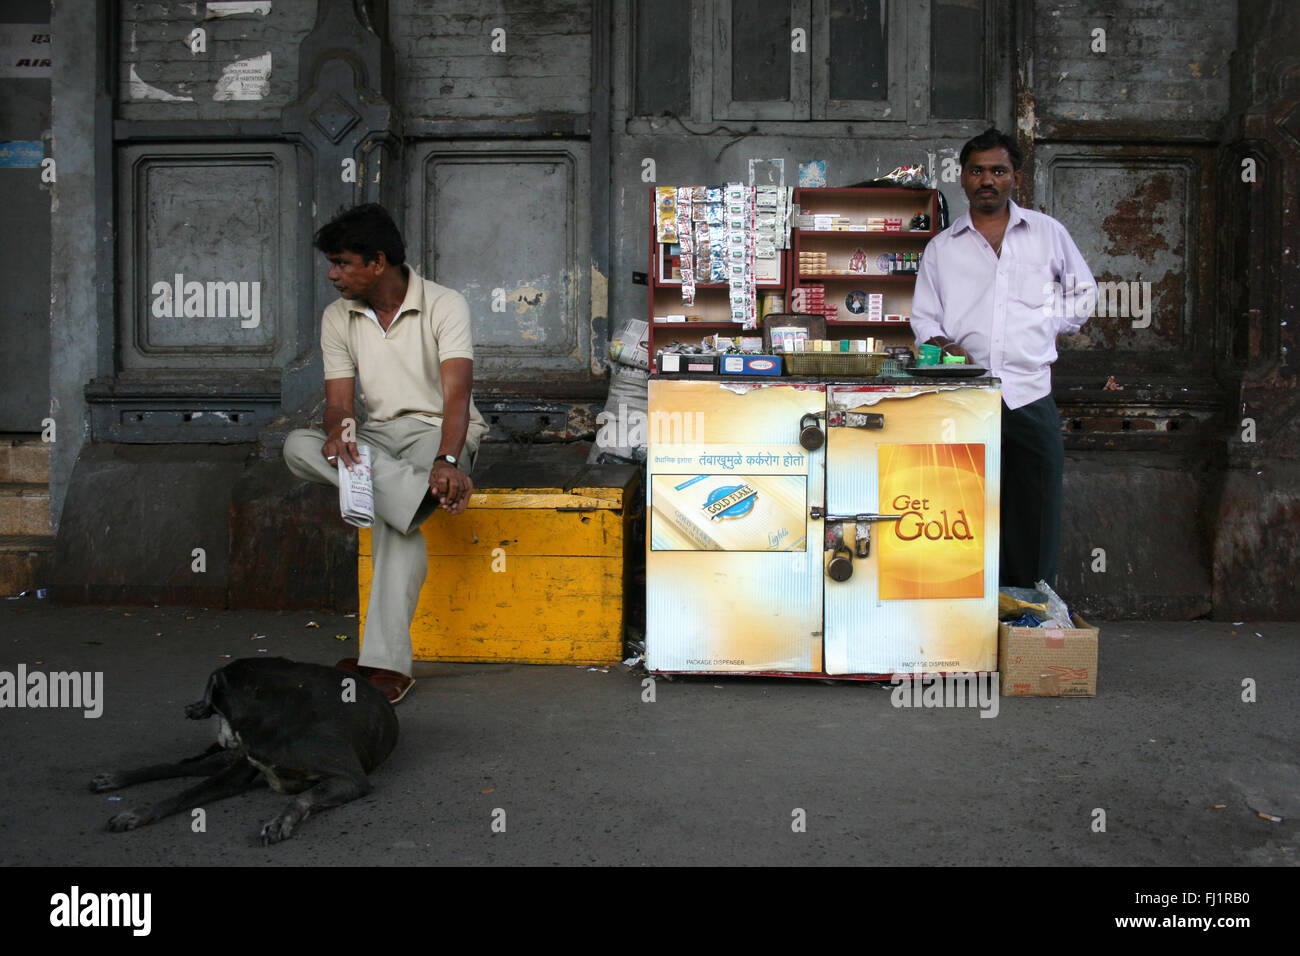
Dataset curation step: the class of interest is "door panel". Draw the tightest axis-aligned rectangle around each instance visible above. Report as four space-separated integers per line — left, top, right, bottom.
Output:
407 141 592 386
0 7 50 430
646 380 825 673
823 384 1001 674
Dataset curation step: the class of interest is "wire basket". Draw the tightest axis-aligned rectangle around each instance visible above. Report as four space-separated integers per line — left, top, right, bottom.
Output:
781 351 887 376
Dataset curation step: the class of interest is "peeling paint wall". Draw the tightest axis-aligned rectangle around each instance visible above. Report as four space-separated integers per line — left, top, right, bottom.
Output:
1033 0 1234 124
390 0 591 118
117 0 316 119
1040 158 1195 354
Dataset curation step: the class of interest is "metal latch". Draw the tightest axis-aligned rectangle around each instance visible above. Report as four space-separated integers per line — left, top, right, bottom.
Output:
811 508 902 578
826 410 884 429
810 507 903 525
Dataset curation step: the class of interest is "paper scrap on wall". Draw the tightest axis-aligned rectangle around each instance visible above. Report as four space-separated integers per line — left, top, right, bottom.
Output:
205 1 272 17
214 51 271 101
128 64 195 102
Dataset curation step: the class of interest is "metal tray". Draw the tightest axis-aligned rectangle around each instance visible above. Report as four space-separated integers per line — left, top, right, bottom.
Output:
907 365 989 378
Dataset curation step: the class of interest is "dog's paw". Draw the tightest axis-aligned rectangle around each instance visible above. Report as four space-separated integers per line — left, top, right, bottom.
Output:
106 809 151 832
260 806 309 845
259 816 293 845
89 772 123 792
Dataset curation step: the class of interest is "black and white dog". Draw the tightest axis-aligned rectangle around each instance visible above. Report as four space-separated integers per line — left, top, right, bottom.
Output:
90 657 399 844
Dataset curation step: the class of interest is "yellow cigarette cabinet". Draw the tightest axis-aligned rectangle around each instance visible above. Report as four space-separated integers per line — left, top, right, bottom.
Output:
358 460 640 665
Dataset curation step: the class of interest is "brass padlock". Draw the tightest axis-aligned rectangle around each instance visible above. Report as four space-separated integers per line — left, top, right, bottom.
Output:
826 545 853 581
799 413 824 451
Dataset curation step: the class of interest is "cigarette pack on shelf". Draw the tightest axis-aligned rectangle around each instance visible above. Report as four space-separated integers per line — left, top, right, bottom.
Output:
797 252 829 273
718 353 783 376
781 351 887 376
657 352 720 376
762 313 826 352
791 284 826 313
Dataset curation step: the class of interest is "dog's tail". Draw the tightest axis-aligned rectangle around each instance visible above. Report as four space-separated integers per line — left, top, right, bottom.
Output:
184 669 225 719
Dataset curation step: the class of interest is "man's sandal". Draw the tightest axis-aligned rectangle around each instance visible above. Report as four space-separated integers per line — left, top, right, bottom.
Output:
365 668 415 704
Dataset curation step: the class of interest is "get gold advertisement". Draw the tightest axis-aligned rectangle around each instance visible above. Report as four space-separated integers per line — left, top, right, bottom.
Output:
876 443 986 600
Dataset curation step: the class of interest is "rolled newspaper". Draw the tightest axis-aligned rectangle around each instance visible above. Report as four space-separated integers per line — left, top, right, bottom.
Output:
338 444 375 528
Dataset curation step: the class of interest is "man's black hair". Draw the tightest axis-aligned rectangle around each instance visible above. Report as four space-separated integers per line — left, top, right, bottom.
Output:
959 127 1023 171
313 203 406 267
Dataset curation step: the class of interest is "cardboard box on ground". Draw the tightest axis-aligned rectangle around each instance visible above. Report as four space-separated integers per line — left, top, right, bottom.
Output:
998 615 1099 697
996 582 1099 696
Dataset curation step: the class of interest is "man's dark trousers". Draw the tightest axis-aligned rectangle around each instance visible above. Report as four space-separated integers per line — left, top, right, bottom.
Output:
1000 394 1064 589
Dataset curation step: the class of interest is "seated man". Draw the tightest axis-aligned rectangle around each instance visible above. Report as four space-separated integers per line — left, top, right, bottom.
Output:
284 203 489 702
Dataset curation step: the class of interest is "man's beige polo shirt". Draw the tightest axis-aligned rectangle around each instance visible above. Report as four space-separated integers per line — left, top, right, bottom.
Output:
321 264 488 446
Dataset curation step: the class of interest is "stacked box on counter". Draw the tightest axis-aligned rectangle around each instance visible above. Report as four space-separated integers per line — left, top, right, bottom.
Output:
797 251 828 274
798 212 846 231
656 352 720 375
791 284 824 313
866 293 883 322
865 216 903 232
787 337 881 353
718 354 783 376
791 284 837 321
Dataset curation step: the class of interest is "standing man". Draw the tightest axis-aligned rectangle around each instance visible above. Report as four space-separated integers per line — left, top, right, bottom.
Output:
911 128 1096 588
284 204 489 702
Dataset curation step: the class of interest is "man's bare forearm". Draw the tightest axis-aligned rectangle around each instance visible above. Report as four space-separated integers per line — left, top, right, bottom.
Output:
323 404 353 436
438 400 469 458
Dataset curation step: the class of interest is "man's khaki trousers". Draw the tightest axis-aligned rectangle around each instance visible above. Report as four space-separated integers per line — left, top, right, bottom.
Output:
283 416 476 676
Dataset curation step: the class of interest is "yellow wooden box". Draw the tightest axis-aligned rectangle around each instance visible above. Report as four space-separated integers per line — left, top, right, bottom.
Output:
359 462 639 665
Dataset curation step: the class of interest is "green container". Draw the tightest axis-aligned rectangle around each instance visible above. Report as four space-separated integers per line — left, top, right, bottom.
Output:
918 343 942 366
942 354 967 364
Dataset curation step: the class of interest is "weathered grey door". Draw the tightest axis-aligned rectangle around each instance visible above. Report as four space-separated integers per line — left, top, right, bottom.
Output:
406 140 594 389
0 2 50 431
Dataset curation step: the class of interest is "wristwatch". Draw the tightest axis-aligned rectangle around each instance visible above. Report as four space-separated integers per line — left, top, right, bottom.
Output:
434 454 459 469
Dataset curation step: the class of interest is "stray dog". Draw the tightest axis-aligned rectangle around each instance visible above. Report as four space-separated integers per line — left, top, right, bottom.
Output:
90 657 399 844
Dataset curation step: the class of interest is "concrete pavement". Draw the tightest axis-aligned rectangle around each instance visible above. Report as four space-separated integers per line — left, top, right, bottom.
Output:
0 599 1296 866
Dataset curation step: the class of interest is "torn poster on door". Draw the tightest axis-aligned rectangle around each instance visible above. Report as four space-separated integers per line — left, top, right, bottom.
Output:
128 64 194 102
214 52 271 101
205 2 272 18
0 142 43 168
0 23 50 78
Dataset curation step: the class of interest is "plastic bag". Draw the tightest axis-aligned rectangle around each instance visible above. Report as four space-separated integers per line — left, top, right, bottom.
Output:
1033 579 1074 629
998 586 1049 621
588 363 648 464
869 164 929 188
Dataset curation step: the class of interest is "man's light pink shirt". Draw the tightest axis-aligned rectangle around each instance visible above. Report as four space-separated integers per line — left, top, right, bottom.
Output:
911 199 1096 410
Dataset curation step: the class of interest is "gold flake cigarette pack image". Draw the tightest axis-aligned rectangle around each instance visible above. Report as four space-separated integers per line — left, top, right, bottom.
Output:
651 473 807 551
